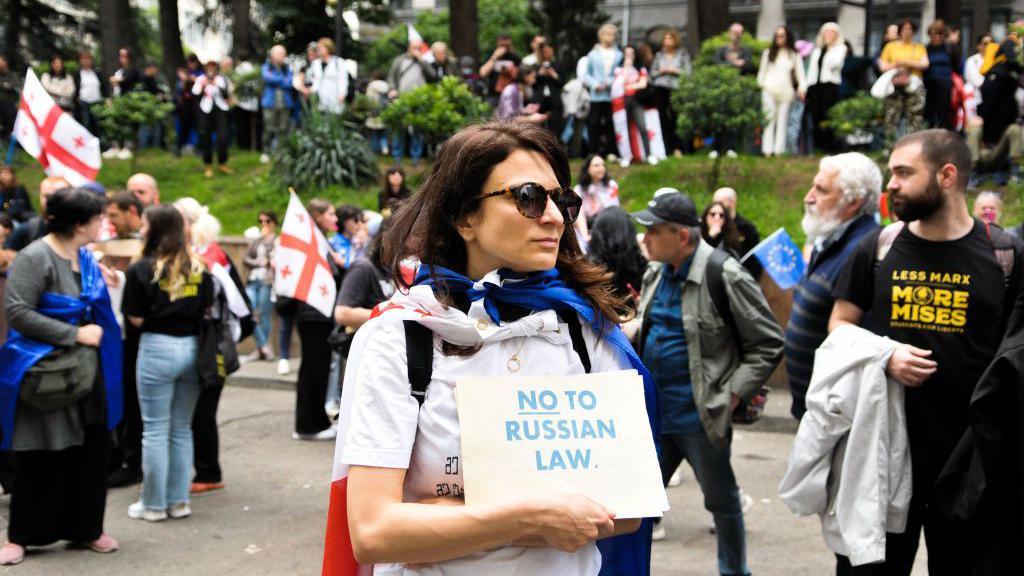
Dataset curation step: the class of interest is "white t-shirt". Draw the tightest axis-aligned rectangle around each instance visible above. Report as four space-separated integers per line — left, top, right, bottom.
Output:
340 272 633 576
574 179 620 219
78 69 102 104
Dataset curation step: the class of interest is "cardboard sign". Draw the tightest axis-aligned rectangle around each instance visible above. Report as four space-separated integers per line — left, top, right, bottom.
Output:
456 370 669 519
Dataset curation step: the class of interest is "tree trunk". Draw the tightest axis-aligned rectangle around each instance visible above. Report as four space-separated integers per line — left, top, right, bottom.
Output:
935 0 962 27
687 0 729 58
5 0 22 71
99 0 139 77
973 0 990 40
449 0 479 64
159 0 185 83
232 0 253 60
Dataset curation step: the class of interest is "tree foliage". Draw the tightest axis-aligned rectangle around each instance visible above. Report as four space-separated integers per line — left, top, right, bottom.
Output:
825 92 884 138
379 76 490 148
94 91 174 144
274 103 378 191
694 31 770 71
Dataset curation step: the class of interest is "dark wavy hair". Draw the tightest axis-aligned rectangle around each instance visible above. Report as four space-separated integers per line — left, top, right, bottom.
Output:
587 207 647 307
382 121 630 329
700 201 742 254
577 154 610 189
768 26 796 63
379 166 411 212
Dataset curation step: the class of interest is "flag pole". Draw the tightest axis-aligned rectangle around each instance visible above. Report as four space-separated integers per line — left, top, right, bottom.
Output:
4 133 16 165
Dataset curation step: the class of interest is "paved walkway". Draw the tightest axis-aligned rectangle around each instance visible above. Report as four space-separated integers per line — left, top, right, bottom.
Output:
0 368 926 575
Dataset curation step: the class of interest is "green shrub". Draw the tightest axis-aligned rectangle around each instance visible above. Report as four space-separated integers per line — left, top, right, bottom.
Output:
274 104 378 191
825 93 884 137
93 91 174 145
693 32 769 70
231 67 264 103
380 77 491 149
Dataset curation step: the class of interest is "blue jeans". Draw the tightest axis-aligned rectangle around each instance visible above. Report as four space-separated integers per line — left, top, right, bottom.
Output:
278 310 295 360
137 333 201 511
659 431 749 576
390 127 423 164
368 129 388 155
245 281 273 349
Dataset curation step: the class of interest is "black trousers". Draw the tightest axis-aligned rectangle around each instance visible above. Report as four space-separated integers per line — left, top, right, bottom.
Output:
296 321 333 434
9 424 110 546
191 383 222 483
233 107 261 151
199 107 229 165
176 103 196 153
924 77 953 130
652 86 681 153
807 82 840 153
835 494 970 576
111 326 142 473
587 101 616 157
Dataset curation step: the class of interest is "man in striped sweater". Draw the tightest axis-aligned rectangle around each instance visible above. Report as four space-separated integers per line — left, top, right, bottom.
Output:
785 153 881 419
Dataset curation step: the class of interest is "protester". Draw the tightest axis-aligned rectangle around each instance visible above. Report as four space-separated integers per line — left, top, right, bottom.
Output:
127 172 160 208
585 24 622 158
561 57 591 158
805 23 847 153
364 72 391 156
828 130 1022 575
784 153 880 419
877 19 928 145
757 27 806 157
138 61 171 149
379 166 411 215
232 55 260 152
329 204 367 268
632 188 783 564
520 34 548 67
962 34 991 108
967 117 1022 184
105 192 144 239
259 45 293 165
122 204 209 522
293 199 341 441
650 29 691 156
193 60 233 178
173 55 200 157
309 37 349 115
615 45 657 167
0 187 120 565
388 38 434 165
923 20 955 130
73 51 108 140
428 42 459 81
334 120 653 574
497 65 548 124
0 166 33 224
972 190 1002 225
979 26 1023 149
712 187 762 276
40 55 75 113
106 47 140 160
243 211 277 362
700 201 743 256
4 176 69 252
294 41 320 103
714 23 755 74
479 34 522 107
0 56 19 145
533 44 564 136
333 219 393 332
587 206 646 311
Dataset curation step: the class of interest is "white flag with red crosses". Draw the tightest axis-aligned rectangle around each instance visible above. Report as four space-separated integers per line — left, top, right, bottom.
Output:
274 191 337 318
13 69 101 186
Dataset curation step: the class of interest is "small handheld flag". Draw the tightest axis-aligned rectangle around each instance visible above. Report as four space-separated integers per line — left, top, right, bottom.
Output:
743 227 805 290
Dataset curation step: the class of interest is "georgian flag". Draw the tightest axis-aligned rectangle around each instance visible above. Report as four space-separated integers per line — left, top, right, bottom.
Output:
13 69 101 186
274 191 337 318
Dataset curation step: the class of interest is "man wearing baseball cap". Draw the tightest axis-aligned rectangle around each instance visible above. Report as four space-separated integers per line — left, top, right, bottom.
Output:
632 188 782 574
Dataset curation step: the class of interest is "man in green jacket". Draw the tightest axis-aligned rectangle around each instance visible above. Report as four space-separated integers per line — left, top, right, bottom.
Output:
632 188 783 576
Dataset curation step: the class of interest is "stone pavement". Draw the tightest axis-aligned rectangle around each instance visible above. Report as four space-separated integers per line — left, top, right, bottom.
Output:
0 362 926 575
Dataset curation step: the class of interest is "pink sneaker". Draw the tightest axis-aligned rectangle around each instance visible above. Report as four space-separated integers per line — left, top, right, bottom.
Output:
0 543 24 565
88 534 118 554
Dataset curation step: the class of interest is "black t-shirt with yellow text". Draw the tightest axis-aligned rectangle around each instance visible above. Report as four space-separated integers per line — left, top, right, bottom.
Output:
834 220 1017 489
123 256 211 337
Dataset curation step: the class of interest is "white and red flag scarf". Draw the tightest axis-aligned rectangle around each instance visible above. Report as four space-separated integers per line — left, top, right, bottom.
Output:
275 191 337 318
13 69 101 186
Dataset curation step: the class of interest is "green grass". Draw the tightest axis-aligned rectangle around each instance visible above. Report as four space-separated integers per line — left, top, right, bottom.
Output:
8 147 1024 245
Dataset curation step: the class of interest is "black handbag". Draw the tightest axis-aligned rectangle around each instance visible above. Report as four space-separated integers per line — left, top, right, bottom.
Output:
197 282 240 389
326 326 355 357
20 344 97 411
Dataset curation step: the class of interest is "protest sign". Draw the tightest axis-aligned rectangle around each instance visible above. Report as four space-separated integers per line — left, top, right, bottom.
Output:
456 370 669 519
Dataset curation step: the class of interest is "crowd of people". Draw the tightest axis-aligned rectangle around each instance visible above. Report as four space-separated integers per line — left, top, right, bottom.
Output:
0 13 1023 576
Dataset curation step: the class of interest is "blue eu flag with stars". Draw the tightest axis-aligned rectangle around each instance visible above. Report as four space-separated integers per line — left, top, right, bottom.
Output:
744 228 805 290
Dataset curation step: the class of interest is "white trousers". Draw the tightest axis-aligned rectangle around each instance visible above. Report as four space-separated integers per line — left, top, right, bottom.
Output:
762 92 792 156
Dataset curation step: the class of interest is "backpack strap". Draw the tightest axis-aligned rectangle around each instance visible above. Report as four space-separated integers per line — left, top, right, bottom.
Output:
559 311 592 374
706 248 738 337
404 320 434 407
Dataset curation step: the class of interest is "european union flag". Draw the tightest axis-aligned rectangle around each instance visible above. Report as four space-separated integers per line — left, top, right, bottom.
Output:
743 228 805 290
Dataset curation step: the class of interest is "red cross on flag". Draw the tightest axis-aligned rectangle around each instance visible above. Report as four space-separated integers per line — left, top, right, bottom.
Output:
275 191 337 318
13 69 101 187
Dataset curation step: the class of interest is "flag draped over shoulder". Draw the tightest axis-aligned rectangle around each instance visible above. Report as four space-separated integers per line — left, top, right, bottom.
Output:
274 192 337 318
13 69 101 186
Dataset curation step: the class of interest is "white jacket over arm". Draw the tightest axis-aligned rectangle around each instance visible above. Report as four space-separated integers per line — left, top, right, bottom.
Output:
779 324 912 567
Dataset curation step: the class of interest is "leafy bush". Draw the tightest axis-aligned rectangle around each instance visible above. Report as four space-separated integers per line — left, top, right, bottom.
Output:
342 93 376 127
694 32 770 71
274 104 378 191
231 67 263 103
94 91 175 145
825 93 884 137
380 77 491 148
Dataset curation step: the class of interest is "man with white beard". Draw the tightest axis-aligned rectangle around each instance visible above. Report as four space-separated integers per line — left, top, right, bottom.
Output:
784 153 880 419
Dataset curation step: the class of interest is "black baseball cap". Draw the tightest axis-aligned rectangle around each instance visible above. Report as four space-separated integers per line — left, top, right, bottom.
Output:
631 188 700 227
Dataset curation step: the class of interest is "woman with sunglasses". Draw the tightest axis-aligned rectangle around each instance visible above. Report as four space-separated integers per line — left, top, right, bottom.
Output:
325 121 658 575
700 201 743 258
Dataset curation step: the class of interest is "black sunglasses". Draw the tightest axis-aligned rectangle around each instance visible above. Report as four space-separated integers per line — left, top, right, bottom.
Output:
479 182 582 224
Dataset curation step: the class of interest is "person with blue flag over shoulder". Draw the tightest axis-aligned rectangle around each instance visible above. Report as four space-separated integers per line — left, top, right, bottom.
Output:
323 121 659 576
631 188 783 575
0 186 123 565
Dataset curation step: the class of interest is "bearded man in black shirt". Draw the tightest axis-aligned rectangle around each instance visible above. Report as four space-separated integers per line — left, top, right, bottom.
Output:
828 129 1023 576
